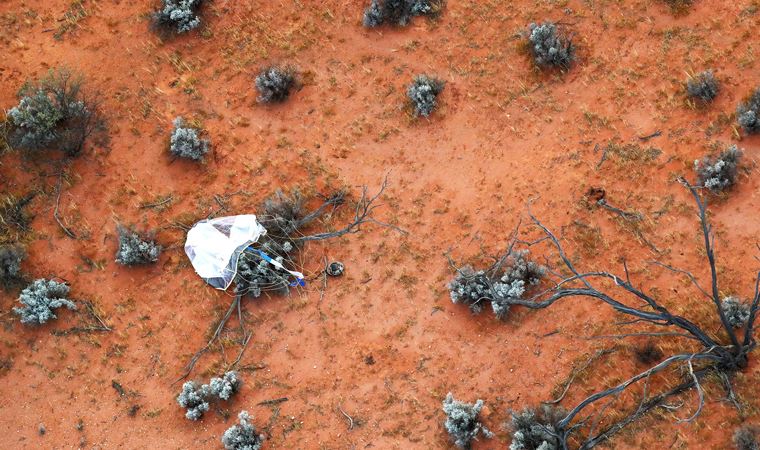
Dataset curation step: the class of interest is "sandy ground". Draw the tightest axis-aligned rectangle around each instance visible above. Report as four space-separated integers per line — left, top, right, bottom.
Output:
1 0 759 449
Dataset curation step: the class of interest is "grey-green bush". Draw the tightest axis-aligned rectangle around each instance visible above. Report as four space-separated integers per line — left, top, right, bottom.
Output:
694 145 742 193
209 371 241 401
722 297 750 328
13 279 76 325
363 0 440 27
177 372 243 420
255 66 297 103
687 70 719 102
222 411 265 450
442 393 493 449
153 0 204 34
115 225 161 266
509 406 564 450
407 75 445 117
527 22 575 69
170 117 209 161
6 69 99 156
738 89 760 134
176 381 210 420
448 250 546 319
0 245 24 289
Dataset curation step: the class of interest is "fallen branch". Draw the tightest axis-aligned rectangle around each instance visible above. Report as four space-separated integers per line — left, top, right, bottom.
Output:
337 405 355 430
54 163 76 239
258 397 288 406
174 294 241 384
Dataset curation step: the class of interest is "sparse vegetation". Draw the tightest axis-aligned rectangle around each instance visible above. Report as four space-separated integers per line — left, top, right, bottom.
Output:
509 406 564 450
255 66 297 104
737 88 760 134
722 297 750 328
407 75 445 118
694 145 742 193
115 225 161 266
0 193 34 244
0 245 24 289
442 393 493 449
0 193 35 243
663 0 693 14
222 411 265 450
5 69 101 156
170 117 209 161
447 182 760 448
687 70 719 103
735 425 760 450
13 279 76 325
527 22 575 69
362 0 442 28
448 249 546 319
152 0 204 34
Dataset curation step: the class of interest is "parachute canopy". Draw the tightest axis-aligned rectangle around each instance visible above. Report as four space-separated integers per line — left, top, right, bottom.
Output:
184 215 305 291
185 215 266 290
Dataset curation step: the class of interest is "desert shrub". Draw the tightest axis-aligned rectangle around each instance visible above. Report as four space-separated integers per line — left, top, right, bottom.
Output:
170 117 209 161
152 0 203 34
177 381 210 420
527 22 575 69
687 70 719 102
6 69 100 156
362 0 441 27
442 393 493 449
255 66 297 103
13 279 76 325
115 225 161 266
510 406 564 450
694 145 742 192
722 297 750 328
222 411 265 450
735 426 760 450
737 89 760 134
0 245 24 289
448 250 546 319
407 75 445 117
209 371 241 401
177 372 243 420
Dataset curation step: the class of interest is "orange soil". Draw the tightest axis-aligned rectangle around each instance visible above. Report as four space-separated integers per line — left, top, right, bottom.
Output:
1 0 759 449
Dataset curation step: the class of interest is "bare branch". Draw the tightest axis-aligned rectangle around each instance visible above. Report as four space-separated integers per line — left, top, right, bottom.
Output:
675 358 705 424
680 178 741 350
174 294 241 384
558 350 720 429
296 176 405 242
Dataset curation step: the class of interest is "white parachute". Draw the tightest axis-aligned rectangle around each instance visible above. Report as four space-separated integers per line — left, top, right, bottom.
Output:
184 215 304 290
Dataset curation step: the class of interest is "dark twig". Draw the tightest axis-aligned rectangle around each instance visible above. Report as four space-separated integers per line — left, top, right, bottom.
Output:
257 397 288 406
596 199 643 222
544 348 617 405
139 195 173 209
638 130 662 141
174 294 241 384
337 405 355 430
54 163 76 239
